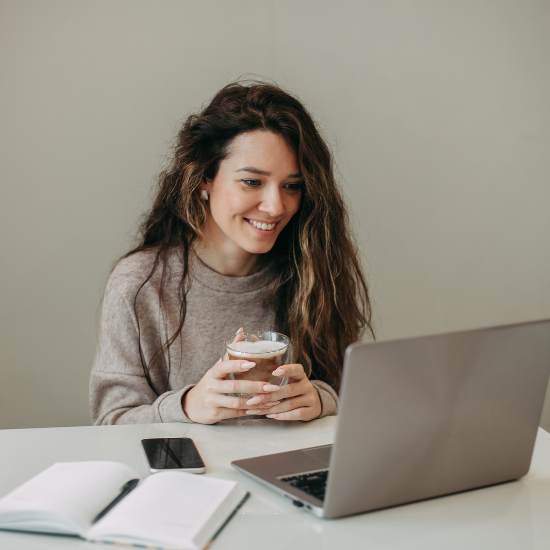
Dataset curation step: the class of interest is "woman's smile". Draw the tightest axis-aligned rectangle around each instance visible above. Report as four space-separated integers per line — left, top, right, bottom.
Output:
244 218 279 234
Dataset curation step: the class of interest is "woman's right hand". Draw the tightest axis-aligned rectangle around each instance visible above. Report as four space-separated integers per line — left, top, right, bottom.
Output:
182 358 282 424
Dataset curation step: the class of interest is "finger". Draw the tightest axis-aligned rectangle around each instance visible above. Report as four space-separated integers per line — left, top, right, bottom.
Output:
211 359 257 379
246 393 283 406
267 408 311 421
248 378 307 403
218 395 255 410
232 327 245 343
260 396 305 415
245 394 264 406
271 363 306 381
245 402 280 415
218 378 281 396
218 395 281 410
247 401 281 410
224 329 245 362
245 387 296 405
265 385 321 420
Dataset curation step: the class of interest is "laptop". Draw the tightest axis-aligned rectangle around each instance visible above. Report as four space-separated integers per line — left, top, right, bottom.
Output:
231 319 550 519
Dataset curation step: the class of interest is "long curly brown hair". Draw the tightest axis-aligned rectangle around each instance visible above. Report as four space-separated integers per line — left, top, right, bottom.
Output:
125 79 374 394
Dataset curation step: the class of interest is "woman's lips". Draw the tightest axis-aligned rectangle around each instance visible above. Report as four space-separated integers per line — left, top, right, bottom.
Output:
245 218 278 234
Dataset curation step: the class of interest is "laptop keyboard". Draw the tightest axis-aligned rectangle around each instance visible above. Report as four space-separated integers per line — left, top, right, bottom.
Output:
280 470 329 501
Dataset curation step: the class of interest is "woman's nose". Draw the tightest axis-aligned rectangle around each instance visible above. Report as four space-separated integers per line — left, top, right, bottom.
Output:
258 187 285 218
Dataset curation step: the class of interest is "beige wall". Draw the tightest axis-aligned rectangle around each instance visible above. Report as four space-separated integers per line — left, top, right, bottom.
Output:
1 0 549 430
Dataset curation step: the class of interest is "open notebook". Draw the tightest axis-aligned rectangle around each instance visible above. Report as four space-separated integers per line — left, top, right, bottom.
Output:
0 461 248 550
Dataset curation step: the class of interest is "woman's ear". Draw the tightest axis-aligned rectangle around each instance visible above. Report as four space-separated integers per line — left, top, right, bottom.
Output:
199 180 212 201
199 179 212 193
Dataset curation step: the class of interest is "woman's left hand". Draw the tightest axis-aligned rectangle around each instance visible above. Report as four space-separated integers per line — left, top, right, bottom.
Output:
245 363 322 421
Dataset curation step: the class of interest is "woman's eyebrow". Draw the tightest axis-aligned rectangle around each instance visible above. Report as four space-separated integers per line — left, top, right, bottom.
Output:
235 166 302 178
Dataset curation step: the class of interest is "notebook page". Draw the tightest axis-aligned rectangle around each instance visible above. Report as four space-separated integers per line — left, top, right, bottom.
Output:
0 462 139 535
87 472 238 549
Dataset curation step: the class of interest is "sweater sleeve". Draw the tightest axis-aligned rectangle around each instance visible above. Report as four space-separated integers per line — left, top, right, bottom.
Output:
311 380 338 418
90 286 196 425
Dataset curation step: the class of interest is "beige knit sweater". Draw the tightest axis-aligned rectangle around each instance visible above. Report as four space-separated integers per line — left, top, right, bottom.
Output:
90 248 338 425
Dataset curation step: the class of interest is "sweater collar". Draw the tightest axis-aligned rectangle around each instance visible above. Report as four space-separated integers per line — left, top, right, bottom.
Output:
189 248 278 294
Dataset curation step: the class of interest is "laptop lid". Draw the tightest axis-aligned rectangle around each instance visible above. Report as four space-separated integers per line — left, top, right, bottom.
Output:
323 318 550 518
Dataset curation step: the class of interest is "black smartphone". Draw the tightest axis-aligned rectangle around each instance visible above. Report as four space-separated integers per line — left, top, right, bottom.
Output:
141 437 206 473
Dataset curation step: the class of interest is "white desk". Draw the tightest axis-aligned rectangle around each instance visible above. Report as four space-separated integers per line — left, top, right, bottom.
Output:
1 418 550 549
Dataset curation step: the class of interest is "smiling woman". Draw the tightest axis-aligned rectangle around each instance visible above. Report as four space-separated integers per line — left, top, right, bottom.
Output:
89 80 374 426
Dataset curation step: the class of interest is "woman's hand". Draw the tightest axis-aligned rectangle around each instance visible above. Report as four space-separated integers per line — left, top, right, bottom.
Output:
245 363 322 421
182 358 282 424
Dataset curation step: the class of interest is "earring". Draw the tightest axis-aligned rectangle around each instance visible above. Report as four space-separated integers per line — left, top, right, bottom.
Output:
201 190 209 201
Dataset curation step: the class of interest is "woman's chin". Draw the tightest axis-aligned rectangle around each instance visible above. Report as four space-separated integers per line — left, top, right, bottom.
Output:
239 239 276 256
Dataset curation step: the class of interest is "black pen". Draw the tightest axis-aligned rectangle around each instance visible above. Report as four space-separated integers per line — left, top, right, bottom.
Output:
92 478 140 524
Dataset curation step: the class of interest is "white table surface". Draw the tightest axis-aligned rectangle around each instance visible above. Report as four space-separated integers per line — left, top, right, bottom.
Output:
1 417 550 549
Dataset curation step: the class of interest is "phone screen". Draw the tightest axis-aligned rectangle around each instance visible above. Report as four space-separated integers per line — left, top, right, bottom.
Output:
141 438 205 470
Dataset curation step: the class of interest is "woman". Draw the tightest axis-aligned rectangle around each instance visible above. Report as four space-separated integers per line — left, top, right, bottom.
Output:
90 80 373 425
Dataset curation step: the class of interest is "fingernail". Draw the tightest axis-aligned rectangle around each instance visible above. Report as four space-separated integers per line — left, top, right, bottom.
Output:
266 414 278 418
272 368 284 376
246 409 262 415
246 396 262 405
236 327 244 334
263 401 281 407
241 361 256 369
263 384 280 392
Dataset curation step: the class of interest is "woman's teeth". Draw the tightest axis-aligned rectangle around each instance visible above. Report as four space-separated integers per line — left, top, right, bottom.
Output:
247 219 276 231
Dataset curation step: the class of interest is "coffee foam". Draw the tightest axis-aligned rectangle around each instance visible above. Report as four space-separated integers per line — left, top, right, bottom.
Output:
227 340 287 358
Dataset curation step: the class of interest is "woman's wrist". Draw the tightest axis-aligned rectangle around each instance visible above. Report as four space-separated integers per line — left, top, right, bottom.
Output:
181 386 197 421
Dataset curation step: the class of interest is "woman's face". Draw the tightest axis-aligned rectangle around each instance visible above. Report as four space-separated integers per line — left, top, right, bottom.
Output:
201 130 303 257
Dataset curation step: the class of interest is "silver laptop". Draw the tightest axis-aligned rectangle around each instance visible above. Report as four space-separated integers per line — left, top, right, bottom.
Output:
231 319 550 519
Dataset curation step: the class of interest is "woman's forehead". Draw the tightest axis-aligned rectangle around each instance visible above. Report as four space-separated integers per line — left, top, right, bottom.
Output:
222 131 299 175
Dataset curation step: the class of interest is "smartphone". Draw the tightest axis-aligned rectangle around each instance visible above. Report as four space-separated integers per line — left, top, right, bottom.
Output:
141 437 206 474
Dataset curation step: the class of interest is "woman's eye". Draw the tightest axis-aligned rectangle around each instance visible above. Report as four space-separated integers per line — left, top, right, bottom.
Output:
242 179 261 187
285 182 303 192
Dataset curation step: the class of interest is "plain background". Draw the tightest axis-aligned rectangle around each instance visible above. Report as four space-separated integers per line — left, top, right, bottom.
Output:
1 0 549 430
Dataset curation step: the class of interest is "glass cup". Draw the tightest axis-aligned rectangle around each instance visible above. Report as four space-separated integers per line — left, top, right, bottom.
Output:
224 331 291 398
